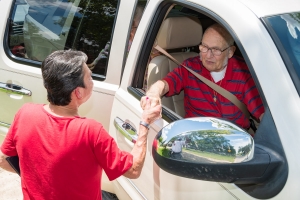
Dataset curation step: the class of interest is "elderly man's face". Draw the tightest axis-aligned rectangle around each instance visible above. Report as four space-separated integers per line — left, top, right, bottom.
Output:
200 28 234 72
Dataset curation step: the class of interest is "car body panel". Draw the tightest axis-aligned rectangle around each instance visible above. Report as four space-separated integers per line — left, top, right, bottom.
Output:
1 0 300 199
0 0 136 193
111 0 300 199
239 0 300 17
110 89 237 199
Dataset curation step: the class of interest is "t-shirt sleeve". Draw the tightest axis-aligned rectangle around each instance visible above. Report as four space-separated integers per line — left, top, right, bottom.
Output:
94 126 133 181
1 108 22 156
1 127 17 156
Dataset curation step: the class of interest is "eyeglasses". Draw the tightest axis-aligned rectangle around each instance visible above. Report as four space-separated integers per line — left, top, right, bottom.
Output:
199 43 232 56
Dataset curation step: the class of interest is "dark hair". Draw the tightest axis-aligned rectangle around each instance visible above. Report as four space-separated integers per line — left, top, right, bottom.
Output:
41 50 88 106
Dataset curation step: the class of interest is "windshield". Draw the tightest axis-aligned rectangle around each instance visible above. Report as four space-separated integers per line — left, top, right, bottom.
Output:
264 12 300 92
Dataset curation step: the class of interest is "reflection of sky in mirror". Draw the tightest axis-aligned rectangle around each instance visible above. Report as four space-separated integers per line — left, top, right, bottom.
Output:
223 132 253 151
159 117 246 143
161 122 174 142
188 117 243 131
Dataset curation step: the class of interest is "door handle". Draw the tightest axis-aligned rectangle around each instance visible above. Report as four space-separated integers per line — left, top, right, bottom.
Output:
114 117 138 143
0 121 10 128
0 82 32 96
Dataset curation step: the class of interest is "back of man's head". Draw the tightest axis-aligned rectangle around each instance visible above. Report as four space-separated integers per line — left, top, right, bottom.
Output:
41 50 88 106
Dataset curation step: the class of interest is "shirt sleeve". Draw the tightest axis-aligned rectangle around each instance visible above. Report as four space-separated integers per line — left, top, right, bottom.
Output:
243 76 265 119
163 65 185 97
1 109 21 156
94 126 133 181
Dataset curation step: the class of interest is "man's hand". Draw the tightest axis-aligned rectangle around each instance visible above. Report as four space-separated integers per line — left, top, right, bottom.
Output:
141 96 162 123
140 95 161 110
124 96 162 179
140 80 169 110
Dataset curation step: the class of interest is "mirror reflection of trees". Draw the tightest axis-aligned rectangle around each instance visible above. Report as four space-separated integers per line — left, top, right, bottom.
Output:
210 119 240 131
181 130 236 156
155 118 254 163
158 130 237 162
238 144 251 156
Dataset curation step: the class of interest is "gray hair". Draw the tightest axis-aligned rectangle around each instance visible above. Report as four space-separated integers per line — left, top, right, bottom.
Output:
205 23 235 46
41 50 88 106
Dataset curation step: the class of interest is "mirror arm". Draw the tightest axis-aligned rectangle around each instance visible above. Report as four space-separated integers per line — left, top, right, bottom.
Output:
153 145 284 184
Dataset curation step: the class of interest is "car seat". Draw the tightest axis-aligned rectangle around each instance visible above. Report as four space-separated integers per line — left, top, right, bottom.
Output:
147 16 203 117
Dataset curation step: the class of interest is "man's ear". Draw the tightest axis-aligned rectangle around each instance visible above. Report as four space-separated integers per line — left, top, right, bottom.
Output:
74 87 82 99
228 46 236 58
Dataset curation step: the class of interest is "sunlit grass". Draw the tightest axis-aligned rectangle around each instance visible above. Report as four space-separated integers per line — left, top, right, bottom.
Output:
183 148 234 162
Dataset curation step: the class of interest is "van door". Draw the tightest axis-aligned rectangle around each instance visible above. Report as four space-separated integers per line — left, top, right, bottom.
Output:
108 1 238 199
0 0 132 193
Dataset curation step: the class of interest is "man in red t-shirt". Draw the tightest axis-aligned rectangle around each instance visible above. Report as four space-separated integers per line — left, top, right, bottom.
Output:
141 23 264 129
0 50 161 200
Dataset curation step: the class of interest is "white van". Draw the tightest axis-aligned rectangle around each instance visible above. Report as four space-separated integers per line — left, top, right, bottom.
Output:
1 0 300 199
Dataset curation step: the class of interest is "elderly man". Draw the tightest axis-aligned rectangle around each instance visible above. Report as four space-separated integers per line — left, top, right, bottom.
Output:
141 23 264 129
0 50 161 200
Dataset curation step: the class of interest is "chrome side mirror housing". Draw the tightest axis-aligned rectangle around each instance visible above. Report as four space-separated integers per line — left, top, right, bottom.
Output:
152 117 283 184
153 117 254 164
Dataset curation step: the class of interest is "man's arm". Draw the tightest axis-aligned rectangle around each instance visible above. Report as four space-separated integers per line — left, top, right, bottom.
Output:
0 151 16 173
124 97 161 179
140 80 169 110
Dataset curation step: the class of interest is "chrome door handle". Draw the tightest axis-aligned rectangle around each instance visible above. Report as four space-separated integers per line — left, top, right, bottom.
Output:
114 117 138 143
0 121 10 128
0 82 32 96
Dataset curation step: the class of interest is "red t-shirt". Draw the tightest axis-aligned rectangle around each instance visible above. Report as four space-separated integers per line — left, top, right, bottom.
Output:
1 103 133 200
163 56 264 129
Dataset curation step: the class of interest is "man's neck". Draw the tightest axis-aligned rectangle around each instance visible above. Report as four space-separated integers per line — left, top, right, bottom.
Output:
46 103 79 117
210 66 227 83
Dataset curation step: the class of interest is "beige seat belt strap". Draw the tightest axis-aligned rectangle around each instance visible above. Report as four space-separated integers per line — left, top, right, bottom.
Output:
154 45 250 119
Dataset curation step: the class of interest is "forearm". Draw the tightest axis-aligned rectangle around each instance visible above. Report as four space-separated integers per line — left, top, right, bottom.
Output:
128 96 161 178
123 125 149 179
0 152 16 173
147 80 169 98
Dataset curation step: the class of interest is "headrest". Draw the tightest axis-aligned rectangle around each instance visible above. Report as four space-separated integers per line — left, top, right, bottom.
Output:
156 17 203 49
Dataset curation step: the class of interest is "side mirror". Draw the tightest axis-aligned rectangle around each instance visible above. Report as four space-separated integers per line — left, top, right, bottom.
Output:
152 117 283 184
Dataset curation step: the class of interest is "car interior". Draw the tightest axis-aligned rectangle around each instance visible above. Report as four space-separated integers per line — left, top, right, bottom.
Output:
143 6 246 121
135 6 289 197
147 16 203 117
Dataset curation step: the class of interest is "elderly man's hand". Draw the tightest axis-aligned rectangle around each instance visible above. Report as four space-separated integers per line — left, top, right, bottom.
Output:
140 95 161 110
141 96 162 124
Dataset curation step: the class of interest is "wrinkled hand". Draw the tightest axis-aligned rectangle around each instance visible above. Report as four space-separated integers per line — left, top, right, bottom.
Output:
141 96 162 124
140 95 161 110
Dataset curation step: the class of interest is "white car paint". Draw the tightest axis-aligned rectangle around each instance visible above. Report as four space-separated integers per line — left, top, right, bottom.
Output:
1 0 300 199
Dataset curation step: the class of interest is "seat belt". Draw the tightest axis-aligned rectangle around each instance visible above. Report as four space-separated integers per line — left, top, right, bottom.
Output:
154 45 250 119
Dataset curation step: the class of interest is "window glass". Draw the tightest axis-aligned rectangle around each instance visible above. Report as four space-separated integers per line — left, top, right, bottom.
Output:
127 1 147 53
264 12 300 83
8 0 119 77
